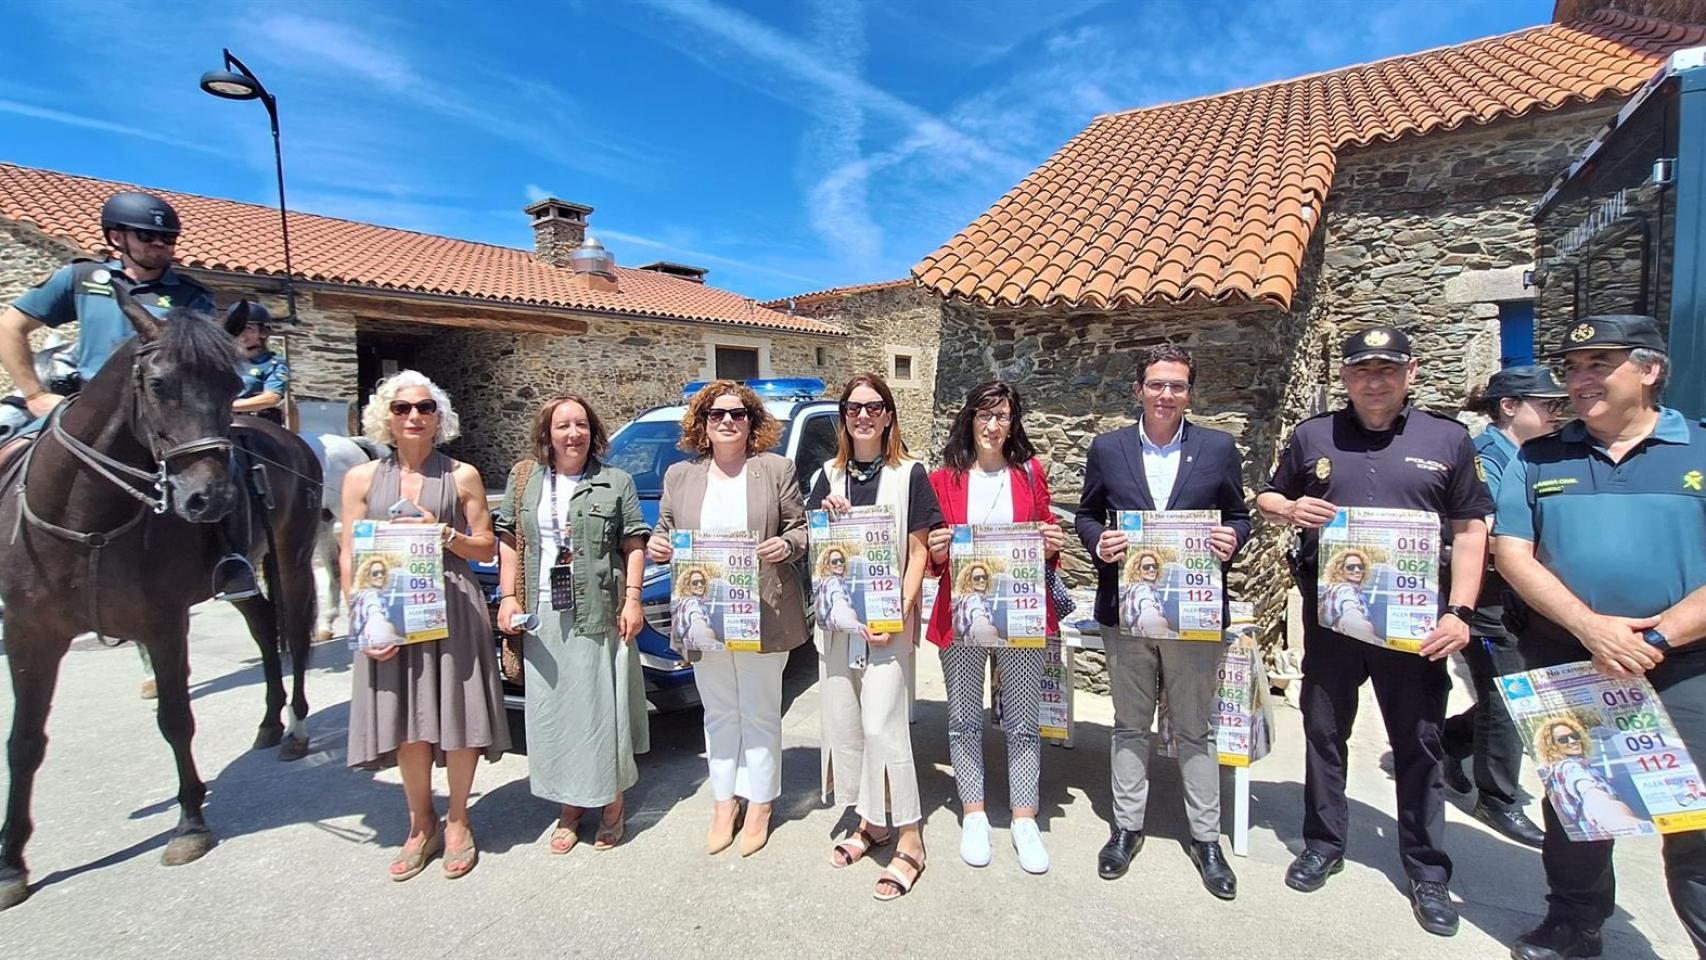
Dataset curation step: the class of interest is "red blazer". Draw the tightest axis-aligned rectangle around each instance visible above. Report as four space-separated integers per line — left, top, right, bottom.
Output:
926 458 1061 648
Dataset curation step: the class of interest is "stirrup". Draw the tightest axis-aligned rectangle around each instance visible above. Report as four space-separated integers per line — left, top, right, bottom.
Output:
212 554 261 601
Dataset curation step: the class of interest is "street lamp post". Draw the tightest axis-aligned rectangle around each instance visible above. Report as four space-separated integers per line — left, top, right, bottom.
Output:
200 48 297 324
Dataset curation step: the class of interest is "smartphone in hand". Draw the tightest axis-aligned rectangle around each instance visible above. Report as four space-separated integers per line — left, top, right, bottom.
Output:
387 498 424 519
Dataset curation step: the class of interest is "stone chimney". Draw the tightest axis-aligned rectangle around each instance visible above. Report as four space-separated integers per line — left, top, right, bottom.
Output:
525 198 594 267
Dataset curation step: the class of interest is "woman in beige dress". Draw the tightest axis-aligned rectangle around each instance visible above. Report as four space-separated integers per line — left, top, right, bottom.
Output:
342 370 509 881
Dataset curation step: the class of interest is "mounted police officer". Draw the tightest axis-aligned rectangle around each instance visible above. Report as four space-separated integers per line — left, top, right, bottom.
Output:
0 191 260 618
228 300 289 425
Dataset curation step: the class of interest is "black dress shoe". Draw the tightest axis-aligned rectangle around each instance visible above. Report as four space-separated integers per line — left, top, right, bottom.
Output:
1097 827 1143 880
1410 880 1460 937
1473 801 1545 849
1443 755 1473 794
1187 840 1237 900
1511 917 1604 959
1284 849 1343 893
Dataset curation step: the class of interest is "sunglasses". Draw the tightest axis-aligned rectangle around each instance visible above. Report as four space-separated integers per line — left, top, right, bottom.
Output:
366 568 385 579
704 407 750 423
829 556 845 565
1343 562 1365 572
1553 731 1582 745
128 228 178 245
1139 562 1159 571
842 400 889 418
389 399 439 416
971 572 988 581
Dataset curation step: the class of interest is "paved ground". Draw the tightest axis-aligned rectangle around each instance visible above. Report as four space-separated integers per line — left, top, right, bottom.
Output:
0 601 1691 959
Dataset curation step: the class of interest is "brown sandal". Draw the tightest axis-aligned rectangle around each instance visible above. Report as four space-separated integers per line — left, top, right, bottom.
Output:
874 849 926 901
389 829 443 882
831 828 893 868
594 807 625 851
443 833 479 879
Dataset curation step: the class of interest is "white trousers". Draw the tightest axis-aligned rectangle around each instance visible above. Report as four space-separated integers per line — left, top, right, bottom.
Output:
693 649 787 803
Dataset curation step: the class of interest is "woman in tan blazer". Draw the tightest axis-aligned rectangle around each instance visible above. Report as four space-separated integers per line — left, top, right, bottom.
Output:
647 381 809 858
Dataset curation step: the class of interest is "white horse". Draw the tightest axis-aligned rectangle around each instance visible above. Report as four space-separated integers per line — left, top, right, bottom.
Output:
301 433 386 641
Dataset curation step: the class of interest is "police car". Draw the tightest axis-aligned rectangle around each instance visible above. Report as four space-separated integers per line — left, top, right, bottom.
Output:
477 378 839 713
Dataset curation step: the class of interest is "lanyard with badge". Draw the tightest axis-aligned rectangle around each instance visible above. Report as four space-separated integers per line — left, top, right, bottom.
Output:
547 467 575 612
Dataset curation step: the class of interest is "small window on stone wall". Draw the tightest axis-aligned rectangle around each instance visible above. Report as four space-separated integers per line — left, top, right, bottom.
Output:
892 353 914 383
816 346 827 366
715 345 760 381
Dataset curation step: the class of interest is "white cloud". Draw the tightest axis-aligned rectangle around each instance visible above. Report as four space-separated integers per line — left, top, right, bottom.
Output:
525 184 553 203
0 98 221 155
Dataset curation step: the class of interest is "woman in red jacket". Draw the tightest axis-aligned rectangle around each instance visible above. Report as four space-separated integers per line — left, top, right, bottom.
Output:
926 380 1066 875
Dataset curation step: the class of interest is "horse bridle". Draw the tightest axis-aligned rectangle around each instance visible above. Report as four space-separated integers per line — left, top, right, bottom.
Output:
45 339 237 516
9 340 239 646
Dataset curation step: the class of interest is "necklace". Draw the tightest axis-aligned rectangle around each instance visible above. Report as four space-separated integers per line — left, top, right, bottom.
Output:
847 457 883 484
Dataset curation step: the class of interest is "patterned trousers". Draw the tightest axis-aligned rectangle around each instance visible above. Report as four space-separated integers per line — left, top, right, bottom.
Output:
941 643 1043 810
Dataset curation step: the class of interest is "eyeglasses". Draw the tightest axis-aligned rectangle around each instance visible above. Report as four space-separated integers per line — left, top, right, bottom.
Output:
975 411 1013 426
389 399 439 416
1143 380 1191 395
128 228 178 246
1525 397 1570 414
1553 731 1582 745
842 400 889 418
704 407 750 423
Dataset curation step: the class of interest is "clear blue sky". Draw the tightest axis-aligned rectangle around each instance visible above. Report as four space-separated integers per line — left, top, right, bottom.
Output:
1 0 1554 302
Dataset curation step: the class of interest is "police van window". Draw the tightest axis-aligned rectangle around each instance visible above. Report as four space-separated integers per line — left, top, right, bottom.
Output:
605 420 695 497
792 413 840 495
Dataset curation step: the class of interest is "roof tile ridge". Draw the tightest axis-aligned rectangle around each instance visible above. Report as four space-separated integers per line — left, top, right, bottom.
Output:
1089 20 1558 122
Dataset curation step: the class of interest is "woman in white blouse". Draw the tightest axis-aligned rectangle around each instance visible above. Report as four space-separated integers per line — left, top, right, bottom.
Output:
647 381 809 858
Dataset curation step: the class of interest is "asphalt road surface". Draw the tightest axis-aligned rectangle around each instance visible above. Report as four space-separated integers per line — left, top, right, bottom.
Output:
0 601 1690 959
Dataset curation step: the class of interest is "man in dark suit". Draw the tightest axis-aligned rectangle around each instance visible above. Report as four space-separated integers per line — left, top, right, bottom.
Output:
1074 343 1252 900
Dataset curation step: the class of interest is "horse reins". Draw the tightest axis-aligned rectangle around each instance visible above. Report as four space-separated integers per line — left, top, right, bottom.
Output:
9 341 238 644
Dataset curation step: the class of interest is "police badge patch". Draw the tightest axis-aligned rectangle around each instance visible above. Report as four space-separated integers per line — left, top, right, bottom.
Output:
1314 457 1331 480
1569 323 1595 343
1475 456 1487 483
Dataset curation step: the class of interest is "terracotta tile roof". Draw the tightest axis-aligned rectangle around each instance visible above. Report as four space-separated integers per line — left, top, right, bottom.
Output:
0 163 839 335
759 278 914 308
914 11 1706 312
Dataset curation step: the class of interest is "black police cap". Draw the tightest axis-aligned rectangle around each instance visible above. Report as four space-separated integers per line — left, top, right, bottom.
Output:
100 191 181 235
1342 324 1413 364
1484 365 1565 399
223 300 273 336
1550 314 1667 355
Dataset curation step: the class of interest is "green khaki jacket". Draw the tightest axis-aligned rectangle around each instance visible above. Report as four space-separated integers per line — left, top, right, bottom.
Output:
494 457 650 634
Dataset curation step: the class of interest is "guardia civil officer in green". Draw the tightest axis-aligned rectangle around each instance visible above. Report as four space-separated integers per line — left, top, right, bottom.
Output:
0 192 260 615
1494 315 1706 960
229 300 289 425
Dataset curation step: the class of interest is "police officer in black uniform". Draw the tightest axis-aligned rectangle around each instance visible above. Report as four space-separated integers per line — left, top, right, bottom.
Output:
1257 325 1492 938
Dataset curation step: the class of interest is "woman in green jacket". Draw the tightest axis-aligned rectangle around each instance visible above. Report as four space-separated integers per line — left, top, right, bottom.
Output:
496 393 650 855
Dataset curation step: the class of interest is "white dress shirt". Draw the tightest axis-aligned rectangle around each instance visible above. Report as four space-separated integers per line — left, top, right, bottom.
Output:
966 465 1014 525
1140 420 1185 508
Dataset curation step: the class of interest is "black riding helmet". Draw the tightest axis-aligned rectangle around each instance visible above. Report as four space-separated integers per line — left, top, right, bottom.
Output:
100 191 181 236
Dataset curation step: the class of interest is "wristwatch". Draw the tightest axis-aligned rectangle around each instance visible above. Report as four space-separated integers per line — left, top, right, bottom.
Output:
1443 604 1475 626
1644 628 1672 652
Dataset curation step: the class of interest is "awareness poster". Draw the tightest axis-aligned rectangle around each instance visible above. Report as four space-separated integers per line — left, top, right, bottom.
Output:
950 523 1047 649
349 520 449 649
1317 507 1438 653
1499 662 1706 841
1117 510 1223 640
808 505 904 635
1158 603 1273 767
1038 640 1072 742
670 530 761 653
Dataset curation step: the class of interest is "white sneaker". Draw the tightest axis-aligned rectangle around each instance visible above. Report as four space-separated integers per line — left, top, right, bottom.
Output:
1011 817 1050 875
960 811 992 867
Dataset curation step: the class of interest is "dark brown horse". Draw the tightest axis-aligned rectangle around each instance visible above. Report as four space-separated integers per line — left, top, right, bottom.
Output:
0 290 322 910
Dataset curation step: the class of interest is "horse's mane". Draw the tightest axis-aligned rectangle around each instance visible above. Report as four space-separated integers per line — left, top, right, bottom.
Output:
159 310 241 371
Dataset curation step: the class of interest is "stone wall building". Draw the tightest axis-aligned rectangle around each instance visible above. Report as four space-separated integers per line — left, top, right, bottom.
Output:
0 168 847 482
905 7 1706 648
763 280 943 451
